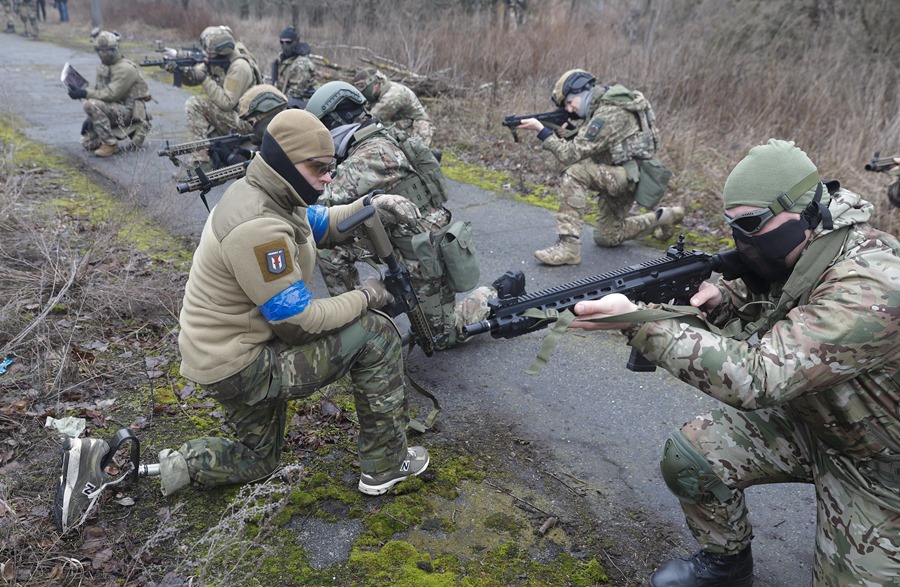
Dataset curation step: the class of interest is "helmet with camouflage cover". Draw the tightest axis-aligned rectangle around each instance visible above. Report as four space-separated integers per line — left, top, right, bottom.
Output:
200 25 236 57
92 31 121 65
551 69 596 107
239 84 288 121
305 81 368 130
352 68 386 103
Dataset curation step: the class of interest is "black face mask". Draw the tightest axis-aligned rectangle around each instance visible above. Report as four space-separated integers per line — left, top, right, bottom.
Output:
259 131 321 206
733 218 809 283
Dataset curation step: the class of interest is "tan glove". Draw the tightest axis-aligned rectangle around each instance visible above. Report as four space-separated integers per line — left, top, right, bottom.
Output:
358 277 394 309
369 193 421 227
186 63 208 84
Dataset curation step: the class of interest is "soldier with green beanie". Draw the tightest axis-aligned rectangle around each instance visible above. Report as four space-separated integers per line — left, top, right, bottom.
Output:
567 139 900 586
517 69 684 266
53 109 431 533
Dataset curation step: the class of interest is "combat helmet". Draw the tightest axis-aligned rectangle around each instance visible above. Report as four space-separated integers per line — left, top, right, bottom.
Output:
305 81 367 130
352 68 385 103
92 31 121 65
200 25 236 56
551 69 596 107
239 84 288 121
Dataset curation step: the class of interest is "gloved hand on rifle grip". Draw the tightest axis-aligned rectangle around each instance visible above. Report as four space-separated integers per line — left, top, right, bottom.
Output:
358 277 394 310
67 87 87 100
368 193 421 227
187 63 207 84
163 59 180 73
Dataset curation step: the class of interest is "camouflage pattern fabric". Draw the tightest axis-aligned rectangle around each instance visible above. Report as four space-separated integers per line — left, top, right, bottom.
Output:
558 158 659 246
540 85 659 246
185 95 251 159
82 58 149 147
628 189 900 585
316 125 463 347
275 54 315 100
177 312 409 485
17 0 36 35
368 81 434 147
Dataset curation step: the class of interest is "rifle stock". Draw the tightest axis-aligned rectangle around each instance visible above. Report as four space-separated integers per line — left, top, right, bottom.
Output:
336 205 435 356
463 238 754 371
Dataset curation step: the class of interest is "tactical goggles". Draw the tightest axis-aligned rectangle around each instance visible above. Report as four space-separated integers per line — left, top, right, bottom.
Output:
552 72 595 107
302 157 337 176
723 171 820 235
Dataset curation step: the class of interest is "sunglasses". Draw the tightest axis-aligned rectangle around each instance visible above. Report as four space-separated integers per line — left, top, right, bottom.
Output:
302 157 337 177
724 192 796 235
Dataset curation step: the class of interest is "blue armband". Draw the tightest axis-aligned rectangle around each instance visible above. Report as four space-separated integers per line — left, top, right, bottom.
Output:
307 205 329 244
258 280 312 321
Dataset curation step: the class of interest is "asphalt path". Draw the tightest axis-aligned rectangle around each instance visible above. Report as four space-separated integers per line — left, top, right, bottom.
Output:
1 34 816 586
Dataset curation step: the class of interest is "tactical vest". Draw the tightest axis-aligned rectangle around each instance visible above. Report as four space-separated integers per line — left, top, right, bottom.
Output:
235 41 263 85
352 124 448 211
603 85 660 165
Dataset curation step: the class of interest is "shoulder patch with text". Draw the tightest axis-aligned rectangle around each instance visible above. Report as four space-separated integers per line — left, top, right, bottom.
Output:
254 238 294 282
585 118 605 141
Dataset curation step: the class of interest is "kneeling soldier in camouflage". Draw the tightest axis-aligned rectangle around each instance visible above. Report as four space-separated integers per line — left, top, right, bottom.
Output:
54 110 430 532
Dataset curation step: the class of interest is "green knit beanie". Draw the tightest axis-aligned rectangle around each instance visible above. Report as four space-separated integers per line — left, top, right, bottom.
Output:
723 139 823 212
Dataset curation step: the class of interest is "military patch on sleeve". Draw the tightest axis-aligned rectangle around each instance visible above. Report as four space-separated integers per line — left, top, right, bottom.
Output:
254 238 294 282
585 118 605 141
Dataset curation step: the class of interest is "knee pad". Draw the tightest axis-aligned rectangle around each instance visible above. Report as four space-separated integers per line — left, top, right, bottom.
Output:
660 429 733 504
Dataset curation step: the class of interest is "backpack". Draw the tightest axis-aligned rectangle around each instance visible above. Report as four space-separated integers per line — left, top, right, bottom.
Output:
234 40 263 85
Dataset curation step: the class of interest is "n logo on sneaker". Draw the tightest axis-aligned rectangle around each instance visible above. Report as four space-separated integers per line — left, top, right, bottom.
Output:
82 482 97 496
400 460 410 472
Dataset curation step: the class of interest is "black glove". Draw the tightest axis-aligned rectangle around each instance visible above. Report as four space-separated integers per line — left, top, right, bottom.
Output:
68 87 87 100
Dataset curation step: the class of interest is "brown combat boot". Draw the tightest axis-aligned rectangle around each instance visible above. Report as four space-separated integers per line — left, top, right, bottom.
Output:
534 236 581 266
652 206 686 241
94 143 120 158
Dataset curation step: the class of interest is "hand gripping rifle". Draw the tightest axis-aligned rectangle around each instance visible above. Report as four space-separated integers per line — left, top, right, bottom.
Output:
139 45 206 88
463 237 753 372
158 133 255 168
336 204 435 357
502 108 576 143
176 160 250 211
864 151 899 173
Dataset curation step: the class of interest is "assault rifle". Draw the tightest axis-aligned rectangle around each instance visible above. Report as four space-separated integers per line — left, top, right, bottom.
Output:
864 151 898 173
140 44 225 87
463 238 754 372
502 109 575 142
287 85 317 109
337 203 435 357
176 160 250 211
157 133 254 169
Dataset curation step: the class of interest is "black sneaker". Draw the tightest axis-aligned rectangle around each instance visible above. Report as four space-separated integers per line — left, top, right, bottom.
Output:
358 446 429 496
650 545 753 587
53 437 112 532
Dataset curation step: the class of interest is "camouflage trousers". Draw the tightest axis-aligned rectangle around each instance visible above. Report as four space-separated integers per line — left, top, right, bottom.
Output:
176 313 409 487
557 159 658 247
184 95 251 162
81 100 132 147
677 405 900 586
17 0 36 34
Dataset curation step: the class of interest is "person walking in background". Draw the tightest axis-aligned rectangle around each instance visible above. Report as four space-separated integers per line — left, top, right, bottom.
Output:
569 139 900 587
2 0 16 33
16 0 37 37
517 69 684 266
352 68 434 147
53 0 68 22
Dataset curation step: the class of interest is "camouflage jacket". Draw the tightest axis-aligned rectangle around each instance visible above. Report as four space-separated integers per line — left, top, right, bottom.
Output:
540 85 649 168
317 123 447 236
87 57 145 108
630 188 900 461
184 53 256 113
275 54 315 99
369 80 430 132
178 155 369 384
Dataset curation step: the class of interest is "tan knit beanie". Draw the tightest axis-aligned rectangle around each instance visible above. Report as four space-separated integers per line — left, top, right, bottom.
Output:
264 109 334 165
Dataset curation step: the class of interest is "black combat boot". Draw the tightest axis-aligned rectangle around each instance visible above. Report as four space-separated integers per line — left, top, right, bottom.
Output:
649 545 753 587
